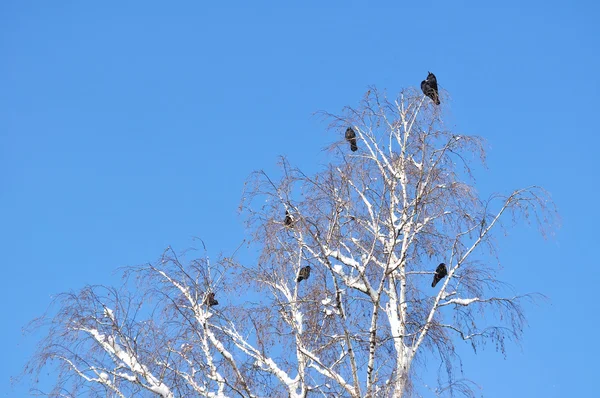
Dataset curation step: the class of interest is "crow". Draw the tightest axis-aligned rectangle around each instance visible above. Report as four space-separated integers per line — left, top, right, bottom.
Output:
297 266 311 283
345 127 358 152
431 263 448 287
421 72 441 105
284 210 294 228
204 292 219 307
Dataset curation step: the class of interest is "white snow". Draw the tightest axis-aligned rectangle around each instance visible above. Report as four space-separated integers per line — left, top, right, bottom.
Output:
440 290 456 300
411 158 423 170
328 250 360 268
441 297 479 306
295 311 304 333
450 298 479 306
82 327 174 398
333 264 343 274
322 296 340 316
347 277 367 292
103 307 115 321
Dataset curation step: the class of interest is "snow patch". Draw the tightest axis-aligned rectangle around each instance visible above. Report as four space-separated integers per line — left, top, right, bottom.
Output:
440 291 456 300
449 298 479 306
103 307 115 321
411 158 423 170
321 296 340 316
441 297 479 306
295 312 303 333
348 277 367 292
83 327 174 397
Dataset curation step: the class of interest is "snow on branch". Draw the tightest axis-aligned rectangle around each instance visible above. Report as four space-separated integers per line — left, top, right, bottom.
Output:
213 321 302 396
439 297 480 307
78 326 174 398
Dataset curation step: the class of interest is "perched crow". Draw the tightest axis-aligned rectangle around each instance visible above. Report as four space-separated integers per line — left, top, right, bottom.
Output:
421 72 441 105
204 292 219 307
297 265 311 283
345 127 358 152
431 263 448 287
284 210 294 228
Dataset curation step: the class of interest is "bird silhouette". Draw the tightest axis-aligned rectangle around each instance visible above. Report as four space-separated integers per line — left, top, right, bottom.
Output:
284 210 294 228
204 292 219 307
345 127 358 152
297 266 311 283
421 72 441 105
431 263 448 287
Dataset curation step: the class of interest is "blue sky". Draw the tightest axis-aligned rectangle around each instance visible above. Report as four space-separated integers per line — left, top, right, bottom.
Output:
1 1 598 396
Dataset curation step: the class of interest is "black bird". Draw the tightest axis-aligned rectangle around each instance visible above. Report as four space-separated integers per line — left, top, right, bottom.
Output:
345 127 358 152
297 266 311 283
421 72 441 105
204 292 219 307
431 263 448 287
284 210 294 228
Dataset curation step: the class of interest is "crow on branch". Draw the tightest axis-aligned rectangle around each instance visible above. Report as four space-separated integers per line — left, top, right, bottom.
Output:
284 210 294 228
431 263 448 287
421 72 441 105
345 127 358 152
297 266 311 283
204 292 219 307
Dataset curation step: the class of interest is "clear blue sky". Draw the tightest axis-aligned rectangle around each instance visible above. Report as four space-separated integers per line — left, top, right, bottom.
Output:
1 1 597 396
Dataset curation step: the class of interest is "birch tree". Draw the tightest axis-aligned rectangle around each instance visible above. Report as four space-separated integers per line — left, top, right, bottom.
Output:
22 87 557 397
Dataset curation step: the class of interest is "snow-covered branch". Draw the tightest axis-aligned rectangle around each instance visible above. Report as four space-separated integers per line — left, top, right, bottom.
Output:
77 326 174 398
